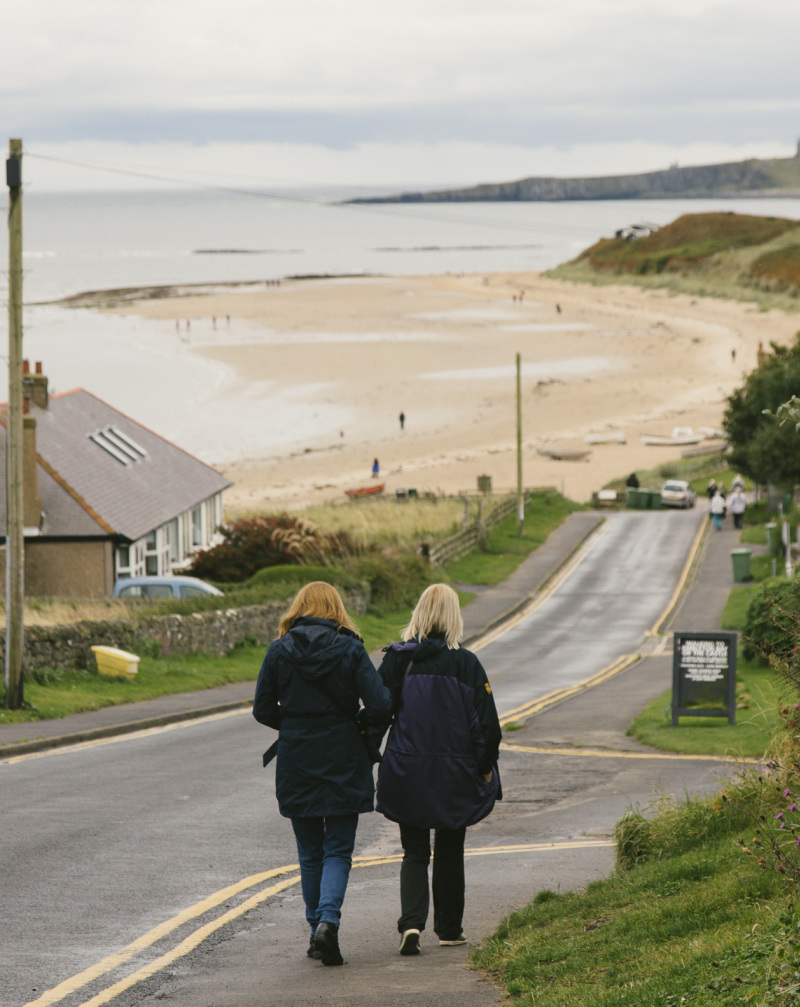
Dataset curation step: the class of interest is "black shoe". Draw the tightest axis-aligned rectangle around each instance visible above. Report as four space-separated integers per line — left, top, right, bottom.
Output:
307 933 321 959
399 929 421 956
314 921 344 966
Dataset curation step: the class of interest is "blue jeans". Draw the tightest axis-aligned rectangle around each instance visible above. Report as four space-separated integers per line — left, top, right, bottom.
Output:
291 815 358 931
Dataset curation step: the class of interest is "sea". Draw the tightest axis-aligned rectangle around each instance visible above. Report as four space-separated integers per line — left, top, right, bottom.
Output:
1 187 799 465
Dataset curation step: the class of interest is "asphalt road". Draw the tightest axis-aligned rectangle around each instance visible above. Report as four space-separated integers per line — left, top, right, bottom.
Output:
2 507 731 1007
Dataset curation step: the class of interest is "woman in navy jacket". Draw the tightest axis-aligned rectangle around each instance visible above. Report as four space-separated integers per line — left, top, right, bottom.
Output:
374 583 501 956
253 582 391 966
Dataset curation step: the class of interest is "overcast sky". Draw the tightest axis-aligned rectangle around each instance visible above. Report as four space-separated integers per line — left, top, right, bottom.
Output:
3 0 799 192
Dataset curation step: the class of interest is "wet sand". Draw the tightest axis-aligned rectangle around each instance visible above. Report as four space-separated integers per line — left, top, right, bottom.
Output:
102 272 799 511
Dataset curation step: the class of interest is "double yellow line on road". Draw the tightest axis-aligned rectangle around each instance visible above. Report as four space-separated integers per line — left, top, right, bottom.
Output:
24 840 613 1007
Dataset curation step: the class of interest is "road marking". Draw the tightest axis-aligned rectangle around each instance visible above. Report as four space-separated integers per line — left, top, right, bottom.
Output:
652 514 708 634
470 522 608 653
21 864 301 1007
27 841 613 1007
1 708 252 764
501 741 761 764
499 653 638 727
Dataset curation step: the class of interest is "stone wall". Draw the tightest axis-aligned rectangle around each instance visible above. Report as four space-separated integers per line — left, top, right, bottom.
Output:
3 589 370 672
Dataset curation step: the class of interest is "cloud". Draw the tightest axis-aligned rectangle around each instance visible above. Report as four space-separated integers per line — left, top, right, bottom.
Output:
3 0 800 153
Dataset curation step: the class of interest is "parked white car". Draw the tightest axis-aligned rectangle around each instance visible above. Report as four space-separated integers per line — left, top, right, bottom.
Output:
660 480 697 509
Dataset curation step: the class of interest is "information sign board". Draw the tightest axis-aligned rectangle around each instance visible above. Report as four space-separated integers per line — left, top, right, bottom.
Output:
671 631 737 727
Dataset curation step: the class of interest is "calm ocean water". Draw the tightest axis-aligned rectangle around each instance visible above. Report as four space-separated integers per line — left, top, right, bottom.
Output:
2 187 800 302
1 188 798 465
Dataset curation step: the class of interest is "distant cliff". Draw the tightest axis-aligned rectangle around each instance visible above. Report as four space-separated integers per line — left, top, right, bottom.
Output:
349 149 800 203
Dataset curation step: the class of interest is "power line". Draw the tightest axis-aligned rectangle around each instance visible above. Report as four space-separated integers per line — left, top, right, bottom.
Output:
23 149 606 238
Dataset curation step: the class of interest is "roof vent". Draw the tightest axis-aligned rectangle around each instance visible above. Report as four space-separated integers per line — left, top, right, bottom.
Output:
89 425 148 466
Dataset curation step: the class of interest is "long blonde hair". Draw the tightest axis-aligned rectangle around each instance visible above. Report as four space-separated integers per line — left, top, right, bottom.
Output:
278 581 357 637
402 583 463 649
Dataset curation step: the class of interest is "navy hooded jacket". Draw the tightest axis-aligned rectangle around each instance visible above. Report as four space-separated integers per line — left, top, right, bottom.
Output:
374 638 502 831
253 617 391 819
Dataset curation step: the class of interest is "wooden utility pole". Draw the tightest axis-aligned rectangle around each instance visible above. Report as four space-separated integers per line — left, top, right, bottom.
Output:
516 352 524 537
6 139 24 709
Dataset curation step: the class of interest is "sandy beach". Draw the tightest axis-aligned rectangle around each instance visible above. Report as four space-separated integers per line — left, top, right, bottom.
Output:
102 272 799 512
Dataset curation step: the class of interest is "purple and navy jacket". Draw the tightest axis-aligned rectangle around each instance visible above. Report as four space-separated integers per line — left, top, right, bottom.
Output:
374 637 502 831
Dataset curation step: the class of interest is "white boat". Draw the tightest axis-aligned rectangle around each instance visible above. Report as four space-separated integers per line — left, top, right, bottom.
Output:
537 445 592 461
641 427 703 447
584 430 626 445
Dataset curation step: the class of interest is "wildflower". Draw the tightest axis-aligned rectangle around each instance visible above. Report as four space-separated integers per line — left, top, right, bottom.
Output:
785 790 792 797
796 837 800 846
777 813 784 820
780 822 786 829
791 804 798 812
778 864 785 871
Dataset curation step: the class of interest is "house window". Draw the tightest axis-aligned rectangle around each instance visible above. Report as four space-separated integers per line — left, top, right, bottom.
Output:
192 506 202 548
167 519 179 564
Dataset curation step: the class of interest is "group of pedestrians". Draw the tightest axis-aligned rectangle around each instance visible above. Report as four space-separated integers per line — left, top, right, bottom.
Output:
253 581 501 966
708 474 747 530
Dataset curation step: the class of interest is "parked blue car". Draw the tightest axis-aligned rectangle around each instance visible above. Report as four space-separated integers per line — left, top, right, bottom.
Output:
113 575 224 600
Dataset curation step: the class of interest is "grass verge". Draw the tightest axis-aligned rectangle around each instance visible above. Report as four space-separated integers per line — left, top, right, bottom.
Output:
627 654 784 757
445 492 579 585
0 644 264 727
471 786 786 1006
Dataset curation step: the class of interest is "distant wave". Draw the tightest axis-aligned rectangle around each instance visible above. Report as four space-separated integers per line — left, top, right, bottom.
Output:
374 243 541 253
192 248 302 255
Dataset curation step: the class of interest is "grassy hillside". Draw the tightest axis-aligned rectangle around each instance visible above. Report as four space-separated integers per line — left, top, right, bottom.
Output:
547 211 800 310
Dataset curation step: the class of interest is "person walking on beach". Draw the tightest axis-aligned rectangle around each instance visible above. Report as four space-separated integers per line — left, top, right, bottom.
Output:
399 412 405 431
372 584 502 956
729 486 747 530
252 582 391 966
372 458 380 478
710 490 726 531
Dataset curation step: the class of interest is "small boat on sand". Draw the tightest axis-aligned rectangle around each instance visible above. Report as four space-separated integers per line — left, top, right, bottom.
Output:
345 483 385 499
537 445 592 462
641 427 703 447
584 430 626 445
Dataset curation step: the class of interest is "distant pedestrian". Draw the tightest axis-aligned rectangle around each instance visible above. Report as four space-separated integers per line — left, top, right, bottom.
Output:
729 487 747 530
731 348 736 363
710 491 726 531
556 304 562 314
212 316 217 330
707 479 717 501
399 412 405 431
372 458 380 479
731 473 745 492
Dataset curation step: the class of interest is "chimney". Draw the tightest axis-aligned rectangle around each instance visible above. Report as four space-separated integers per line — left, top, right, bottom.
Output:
23 403 42 529
23 360 49 410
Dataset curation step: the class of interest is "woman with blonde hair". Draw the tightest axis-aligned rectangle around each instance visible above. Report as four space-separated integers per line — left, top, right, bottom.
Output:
253 581 390 966
373 583 501 956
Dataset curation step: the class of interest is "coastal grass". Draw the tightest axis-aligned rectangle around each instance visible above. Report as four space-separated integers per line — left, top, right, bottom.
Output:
471 811 783 1006
627 655 783 757
0 643 264 727
231 495 473 551
546 213 800 313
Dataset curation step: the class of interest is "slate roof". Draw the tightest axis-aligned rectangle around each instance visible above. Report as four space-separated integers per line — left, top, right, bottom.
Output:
1 389 231 541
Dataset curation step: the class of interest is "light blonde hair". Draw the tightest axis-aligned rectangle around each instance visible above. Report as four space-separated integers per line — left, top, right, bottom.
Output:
278 581 357 637
402 583 463 649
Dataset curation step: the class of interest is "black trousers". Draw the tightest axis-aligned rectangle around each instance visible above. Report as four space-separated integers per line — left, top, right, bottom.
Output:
398 823 466 939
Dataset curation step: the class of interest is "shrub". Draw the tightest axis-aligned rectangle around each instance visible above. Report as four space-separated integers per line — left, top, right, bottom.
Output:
743 580 797 665
189 515 359 582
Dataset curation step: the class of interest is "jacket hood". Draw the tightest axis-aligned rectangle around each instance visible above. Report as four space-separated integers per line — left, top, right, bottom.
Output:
385 637 448 662
277 617 360 679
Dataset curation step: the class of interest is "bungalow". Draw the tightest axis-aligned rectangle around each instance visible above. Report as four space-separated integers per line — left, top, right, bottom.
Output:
0 363 232 597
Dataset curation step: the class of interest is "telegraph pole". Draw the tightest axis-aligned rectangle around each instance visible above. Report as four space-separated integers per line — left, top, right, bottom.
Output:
6 139 24 709
516 352 524 537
